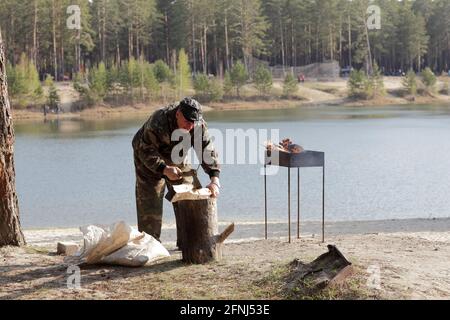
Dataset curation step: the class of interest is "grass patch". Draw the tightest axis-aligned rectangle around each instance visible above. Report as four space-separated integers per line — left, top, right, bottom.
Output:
304 83 340 95
23 246 51 255
253 263 380 300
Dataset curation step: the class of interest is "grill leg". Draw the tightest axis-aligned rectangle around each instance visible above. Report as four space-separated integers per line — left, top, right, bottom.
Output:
297 168 300 239
264 165 268 240
322 164 325 243
288 168 291 243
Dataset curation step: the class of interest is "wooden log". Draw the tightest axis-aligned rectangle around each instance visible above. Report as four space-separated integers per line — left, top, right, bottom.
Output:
285 245 353 293
174 198 234 264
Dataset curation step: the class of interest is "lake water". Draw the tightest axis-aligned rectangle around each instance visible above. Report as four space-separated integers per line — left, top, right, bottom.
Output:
14 104 450 229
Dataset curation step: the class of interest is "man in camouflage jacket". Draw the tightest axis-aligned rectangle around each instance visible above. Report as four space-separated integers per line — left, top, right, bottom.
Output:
132 98 221 241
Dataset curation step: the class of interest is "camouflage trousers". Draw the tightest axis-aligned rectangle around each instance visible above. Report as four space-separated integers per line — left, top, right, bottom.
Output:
135 171 166 241
134 161 201 242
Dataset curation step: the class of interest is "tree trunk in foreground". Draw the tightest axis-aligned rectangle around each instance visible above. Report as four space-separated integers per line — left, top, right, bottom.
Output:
175 199 234 264
0 29 26 247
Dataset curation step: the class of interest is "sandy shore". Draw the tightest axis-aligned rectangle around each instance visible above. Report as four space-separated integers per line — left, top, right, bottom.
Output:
1 218 448 300
23 218 450 248
11 77 450 122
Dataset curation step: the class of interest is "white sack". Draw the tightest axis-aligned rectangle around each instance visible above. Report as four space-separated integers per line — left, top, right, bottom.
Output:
69 221 170 267
102 233 170 267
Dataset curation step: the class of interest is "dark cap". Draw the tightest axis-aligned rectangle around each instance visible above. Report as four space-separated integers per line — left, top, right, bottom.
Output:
179 98 203 122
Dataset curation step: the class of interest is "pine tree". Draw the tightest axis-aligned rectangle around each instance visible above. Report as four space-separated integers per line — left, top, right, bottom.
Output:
176 49 192 99
6 54 43 107
253 65 272 96
233 0 269 70
223 71 233 97
89 62 108 103
421 67 437 95
1 0 450 95
154 60 173 84
369 62 385 98
283 73 298 98
402 70 417 97
397 3 429 71
193 73 210 100
45 74 60 112
230 61 248 97
348 69 367 99
143 62 159 100
0 28 26 246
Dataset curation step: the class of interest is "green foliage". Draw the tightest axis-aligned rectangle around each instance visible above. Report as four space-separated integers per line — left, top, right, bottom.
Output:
253 65 273 96
193 74 210 97
6 62 20 96
89 62 108 103
27 59 43 98
441 79 450 96
44 74 54 87
176 49 192 99
73 71 96 108
107 64 119 93
73 72 89 97
143 63 159 99
235 0 269 68
283 73 298 98
46 76 60 112
230 61 248 97
153 60 173 84
2 0 450 87
421 67 437 94
208 77 224 102
347 65 385 100
128 58 141 89
6 0 450 108
193 74 223 102
348 70 368 99
118 61 131 91
223 71 233 97
403 70 417 96
73 58 162 106
6 53 43 108
368 63 385 98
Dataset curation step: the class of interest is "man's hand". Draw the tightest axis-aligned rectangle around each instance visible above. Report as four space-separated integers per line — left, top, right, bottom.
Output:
207 177 221 198
163 166 183 181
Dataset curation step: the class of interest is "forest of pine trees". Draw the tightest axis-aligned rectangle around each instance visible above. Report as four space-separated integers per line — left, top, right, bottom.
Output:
1 0 449 82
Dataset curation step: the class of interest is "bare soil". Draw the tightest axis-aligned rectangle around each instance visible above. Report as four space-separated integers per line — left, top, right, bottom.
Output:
1 231 449 300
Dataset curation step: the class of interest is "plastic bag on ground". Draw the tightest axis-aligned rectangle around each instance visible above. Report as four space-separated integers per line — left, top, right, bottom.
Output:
67 221 170 267
102 233 170 267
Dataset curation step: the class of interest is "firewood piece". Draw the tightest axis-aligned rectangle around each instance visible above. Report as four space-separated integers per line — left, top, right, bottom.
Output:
285 245 353 294
57 242 80 256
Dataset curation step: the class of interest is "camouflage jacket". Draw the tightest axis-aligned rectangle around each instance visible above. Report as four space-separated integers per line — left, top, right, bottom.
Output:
132 103 221 179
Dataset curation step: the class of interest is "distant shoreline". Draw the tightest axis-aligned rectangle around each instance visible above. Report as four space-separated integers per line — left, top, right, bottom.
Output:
11 77 450 122
24 217 450 247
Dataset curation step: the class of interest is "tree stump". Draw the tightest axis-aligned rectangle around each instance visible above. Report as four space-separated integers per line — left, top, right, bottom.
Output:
174 198 234 264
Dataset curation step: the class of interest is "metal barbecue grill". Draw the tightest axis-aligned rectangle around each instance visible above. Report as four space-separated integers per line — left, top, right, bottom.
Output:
264 150 326 243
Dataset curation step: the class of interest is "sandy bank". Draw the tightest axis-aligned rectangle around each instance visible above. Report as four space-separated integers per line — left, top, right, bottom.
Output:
0 218 447 300
1 228 449 300
23 217 450 248
11 77 450 122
